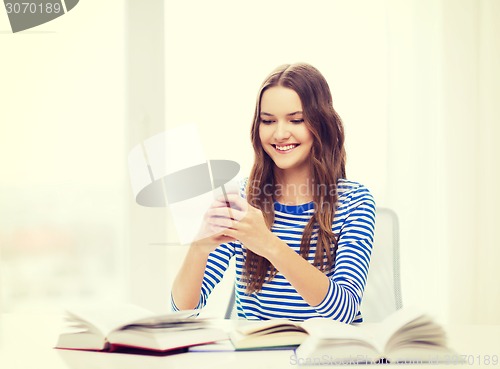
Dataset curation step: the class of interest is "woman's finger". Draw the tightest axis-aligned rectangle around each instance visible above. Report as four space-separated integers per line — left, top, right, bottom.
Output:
207 207 245 221
208 216 237 230
214 193 249 212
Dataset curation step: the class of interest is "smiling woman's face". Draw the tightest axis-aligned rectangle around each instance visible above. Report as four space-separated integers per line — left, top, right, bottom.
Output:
258 86 314 175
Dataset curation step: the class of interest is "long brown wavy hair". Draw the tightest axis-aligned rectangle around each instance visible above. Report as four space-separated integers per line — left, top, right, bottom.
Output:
244 63 347 294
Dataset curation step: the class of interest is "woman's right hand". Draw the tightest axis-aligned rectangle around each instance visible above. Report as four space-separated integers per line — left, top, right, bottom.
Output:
172 194 242 311
192 198 238 254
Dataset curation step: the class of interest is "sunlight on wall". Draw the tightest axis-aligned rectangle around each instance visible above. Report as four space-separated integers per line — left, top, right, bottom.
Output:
0 2 127 312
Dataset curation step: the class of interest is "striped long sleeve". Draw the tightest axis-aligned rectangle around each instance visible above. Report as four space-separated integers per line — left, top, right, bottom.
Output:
172 179 375 323
312 181 375 322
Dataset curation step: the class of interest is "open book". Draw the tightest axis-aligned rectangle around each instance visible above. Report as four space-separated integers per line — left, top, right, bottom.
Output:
295 307 458 364
55 304 228 355
230 319 308 350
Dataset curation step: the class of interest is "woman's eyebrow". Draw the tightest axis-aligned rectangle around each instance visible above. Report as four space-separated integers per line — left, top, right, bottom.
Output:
260 111 303 117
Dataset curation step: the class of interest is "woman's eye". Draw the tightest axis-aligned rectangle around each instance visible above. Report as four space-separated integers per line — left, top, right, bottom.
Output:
291 119 304 124
260 119 274 124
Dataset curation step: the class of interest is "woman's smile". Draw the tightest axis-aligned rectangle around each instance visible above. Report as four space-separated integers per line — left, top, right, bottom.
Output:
272 143 300 153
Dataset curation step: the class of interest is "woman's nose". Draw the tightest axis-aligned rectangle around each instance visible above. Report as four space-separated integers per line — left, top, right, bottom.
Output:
273 121 291 140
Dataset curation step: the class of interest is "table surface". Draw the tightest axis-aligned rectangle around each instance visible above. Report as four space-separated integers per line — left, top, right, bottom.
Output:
0 313 499 369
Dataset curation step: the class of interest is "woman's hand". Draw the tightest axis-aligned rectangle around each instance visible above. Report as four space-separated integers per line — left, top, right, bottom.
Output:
206 194 281 259
192 197 238 254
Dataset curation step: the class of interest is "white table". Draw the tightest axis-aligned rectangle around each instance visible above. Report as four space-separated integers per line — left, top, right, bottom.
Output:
0 313 498 368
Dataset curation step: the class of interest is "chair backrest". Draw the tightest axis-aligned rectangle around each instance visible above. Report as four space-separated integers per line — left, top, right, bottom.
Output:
224 278 237 319
224 207 402 321
360 207 403 322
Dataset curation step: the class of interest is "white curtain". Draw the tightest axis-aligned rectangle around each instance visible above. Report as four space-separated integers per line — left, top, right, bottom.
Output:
386 0 500 324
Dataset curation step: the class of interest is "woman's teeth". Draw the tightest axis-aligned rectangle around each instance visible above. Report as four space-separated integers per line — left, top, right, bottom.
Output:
275 144 297 151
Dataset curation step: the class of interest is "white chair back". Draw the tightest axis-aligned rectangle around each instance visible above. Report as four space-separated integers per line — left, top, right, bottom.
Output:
360 207 403 322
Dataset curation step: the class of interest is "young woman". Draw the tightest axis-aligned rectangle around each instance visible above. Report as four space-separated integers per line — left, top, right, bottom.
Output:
171 63 375 323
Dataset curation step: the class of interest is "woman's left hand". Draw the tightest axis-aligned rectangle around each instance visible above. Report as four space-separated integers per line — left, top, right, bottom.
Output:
205 193 280 259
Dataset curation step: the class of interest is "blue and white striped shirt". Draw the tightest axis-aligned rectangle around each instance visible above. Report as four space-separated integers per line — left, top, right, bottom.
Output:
173 179 375 323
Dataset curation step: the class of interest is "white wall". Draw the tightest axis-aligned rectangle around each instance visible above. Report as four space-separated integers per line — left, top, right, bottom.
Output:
385 0 500 324
0 1 127 311
385 0 450 322
474 0 500 323
441 0 500 324
125 0 173 313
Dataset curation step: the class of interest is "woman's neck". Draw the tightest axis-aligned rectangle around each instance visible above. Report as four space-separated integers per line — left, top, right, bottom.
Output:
274 167 314 205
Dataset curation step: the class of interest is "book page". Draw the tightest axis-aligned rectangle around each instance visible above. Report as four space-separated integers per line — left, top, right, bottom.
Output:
64 303 156 336
295 336 381 364
375 306 428 348
301 318 374 339
387 346 459 364
296 308 448 362
235 319 303 335
123 309 200 328
108 326 229 352
383 318 448 357
301 318 383 353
